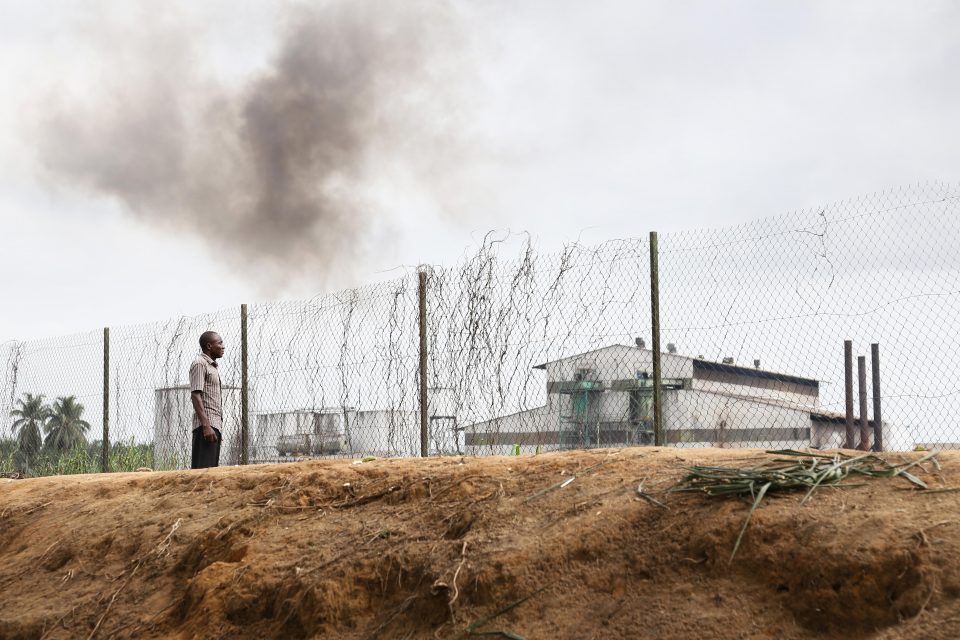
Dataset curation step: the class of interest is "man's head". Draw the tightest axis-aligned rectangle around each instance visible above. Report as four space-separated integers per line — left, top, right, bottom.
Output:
199 331 225 359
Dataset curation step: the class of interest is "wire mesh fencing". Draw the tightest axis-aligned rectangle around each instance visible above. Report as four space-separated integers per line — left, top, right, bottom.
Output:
246 278 422 464
453 182 960 453
1 331 104 475
656 182 960 451
111 308 244 469
2 182 960 475
426 234 654 455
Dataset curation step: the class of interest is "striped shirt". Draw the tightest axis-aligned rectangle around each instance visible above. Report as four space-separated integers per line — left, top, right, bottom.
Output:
189 353 223 431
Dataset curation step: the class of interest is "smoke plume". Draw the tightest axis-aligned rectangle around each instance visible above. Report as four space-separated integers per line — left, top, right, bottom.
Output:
37 1 472 289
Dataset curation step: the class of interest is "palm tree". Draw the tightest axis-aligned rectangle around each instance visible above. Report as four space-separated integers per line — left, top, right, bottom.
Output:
10 393 48 458
44 396 91 453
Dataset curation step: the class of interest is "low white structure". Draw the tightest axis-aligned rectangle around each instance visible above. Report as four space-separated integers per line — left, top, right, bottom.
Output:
153 385 242 468
352 410 421 456
253 409 350 460
465 344 893 454
253 408 421 460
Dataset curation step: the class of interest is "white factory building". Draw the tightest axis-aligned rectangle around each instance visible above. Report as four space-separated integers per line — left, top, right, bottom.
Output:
464 344 896 454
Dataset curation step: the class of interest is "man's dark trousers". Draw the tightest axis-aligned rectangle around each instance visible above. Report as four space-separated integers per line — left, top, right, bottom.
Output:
191 427 221 469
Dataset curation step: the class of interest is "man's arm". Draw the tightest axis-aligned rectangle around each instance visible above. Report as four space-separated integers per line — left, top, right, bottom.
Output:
191 391 218 443
189 361 217 443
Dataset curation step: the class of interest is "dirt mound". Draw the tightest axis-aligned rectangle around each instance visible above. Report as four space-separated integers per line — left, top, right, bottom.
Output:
1 448 959 639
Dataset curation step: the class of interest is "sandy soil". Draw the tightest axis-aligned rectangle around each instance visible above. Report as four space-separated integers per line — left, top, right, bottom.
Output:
1 447 959 640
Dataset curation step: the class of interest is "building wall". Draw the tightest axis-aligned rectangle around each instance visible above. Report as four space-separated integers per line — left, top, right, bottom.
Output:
599 391 628 422
464 406 563 455
811 419 911 451
349 410 419 457
550 387 814 448
252 409 422 459
663 389 812 448
690 379 818 409
253 411 339 461
466 387 821 452
549 385 814 436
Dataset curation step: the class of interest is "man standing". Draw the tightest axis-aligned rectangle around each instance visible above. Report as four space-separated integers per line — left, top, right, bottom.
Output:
190 331 225 469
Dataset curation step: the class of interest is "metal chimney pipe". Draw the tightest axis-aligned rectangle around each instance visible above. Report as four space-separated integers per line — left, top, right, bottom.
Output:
844 340 854 449
858 356 870 451
871 343 883 452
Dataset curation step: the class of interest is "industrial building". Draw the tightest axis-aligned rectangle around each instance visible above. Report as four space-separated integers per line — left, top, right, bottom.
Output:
252 408 422 461
251 387 462 460
464 344 892 454
153 383 461 464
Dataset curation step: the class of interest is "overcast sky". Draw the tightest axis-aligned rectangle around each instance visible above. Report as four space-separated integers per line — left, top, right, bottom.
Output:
1 0 958 341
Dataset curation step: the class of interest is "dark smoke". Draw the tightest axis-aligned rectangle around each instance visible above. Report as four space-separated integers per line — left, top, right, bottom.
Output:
37 2 470 289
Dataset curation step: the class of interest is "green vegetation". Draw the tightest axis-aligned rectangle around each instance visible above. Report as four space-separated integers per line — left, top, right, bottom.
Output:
43 395 91 453
0 436 170 476
0 437 16 464
10 392 48 461
3 392 177 477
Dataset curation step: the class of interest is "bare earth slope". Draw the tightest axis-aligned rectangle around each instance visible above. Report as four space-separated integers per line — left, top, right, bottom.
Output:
1 448 959 639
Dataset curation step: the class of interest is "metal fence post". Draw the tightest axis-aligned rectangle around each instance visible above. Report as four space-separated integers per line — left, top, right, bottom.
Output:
418 270 429 457
844 340 854 449
858 355 869 451
102 327 109 473
649 232 664 446
241 303 249 465
871 343 883 451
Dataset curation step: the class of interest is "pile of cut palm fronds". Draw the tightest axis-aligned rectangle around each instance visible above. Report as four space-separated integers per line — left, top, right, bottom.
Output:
673 449 938 561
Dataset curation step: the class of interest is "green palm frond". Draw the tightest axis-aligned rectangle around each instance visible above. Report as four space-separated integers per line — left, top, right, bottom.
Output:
44 396 90 453
9 393 49 457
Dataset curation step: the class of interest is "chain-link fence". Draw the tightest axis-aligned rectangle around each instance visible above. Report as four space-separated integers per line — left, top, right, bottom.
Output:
3 182 959 475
